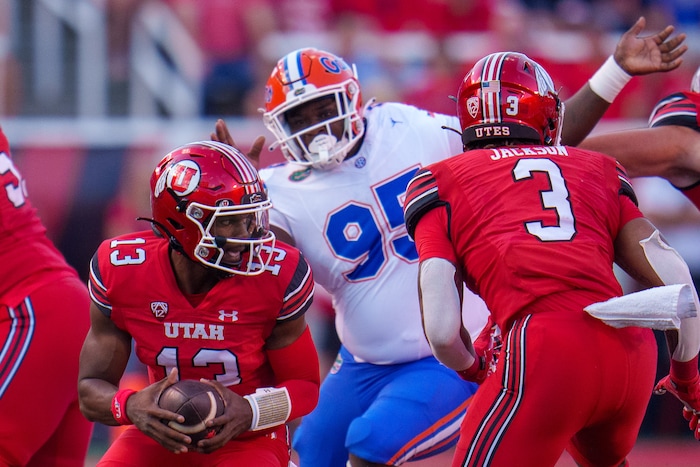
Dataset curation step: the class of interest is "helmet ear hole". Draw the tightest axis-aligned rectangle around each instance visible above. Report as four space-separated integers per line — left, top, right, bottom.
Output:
167 218 184 231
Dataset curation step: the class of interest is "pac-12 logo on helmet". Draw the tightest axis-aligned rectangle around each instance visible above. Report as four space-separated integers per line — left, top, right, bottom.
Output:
467 96 479 119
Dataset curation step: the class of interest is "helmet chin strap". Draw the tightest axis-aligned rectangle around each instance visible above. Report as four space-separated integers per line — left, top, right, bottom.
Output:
308 133 338 165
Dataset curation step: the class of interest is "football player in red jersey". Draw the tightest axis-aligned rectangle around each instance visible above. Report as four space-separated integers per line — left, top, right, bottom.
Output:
78 141 320 466
0 127 94 466
210 18 690 467
404 52 700 466
580 65 700 210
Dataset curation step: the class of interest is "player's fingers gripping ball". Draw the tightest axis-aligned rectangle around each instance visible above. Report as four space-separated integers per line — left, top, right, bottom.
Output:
158 380 225 443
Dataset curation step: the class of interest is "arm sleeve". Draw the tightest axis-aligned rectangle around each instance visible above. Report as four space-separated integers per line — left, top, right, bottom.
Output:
266 326 320 421
414 206 473 371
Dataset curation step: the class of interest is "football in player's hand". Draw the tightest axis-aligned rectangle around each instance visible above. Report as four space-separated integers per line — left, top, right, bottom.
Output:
158 380 225 443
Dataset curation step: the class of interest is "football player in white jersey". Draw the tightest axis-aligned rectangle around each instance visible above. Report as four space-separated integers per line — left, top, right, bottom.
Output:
213 18 686 467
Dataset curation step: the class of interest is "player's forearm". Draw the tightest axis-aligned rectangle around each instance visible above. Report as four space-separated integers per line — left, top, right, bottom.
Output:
428 335 476 372
251 326 320 431
419 258 473 371
639 230 700 362
560 84 610 146
78 378 121 425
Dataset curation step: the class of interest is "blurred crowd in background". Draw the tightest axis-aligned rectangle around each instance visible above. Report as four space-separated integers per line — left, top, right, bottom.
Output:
1 0 700 119
1 0 700 457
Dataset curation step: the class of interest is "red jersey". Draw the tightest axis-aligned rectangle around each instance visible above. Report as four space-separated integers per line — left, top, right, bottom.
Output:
0 128 79 303
405 145 643 330
88 230 314 396
648 91 700 208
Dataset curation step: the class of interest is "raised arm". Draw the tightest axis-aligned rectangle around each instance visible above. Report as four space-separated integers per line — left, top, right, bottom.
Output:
561 17 687 146
210 118 265 169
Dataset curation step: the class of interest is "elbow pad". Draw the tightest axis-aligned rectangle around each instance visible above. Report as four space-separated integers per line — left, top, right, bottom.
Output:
641 230 700 361
419 257 473 370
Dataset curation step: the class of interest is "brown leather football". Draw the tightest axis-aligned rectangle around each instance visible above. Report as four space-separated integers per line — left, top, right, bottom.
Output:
158 380 225 444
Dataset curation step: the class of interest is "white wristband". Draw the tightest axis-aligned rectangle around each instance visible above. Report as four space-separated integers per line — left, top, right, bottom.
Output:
588 55 632 103
244 387 292 431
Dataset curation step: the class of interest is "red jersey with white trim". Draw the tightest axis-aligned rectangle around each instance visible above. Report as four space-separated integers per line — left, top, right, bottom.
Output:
0 127 79 301
648 91 700 208
404 145 643 330
88 229 314 396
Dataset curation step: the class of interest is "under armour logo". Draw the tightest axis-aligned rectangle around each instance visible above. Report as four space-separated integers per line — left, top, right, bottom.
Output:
218 310 239 322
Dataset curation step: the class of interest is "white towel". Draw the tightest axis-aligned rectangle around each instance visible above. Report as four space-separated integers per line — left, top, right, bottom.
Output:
584 284 696 330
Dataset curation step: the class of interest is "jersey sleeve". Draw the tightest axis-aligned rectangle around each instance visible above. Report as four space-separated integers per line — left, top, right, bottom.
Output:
412 206 457 263
278 251 315 321
615 160 638 207
616 161 644 226
619 195 643 226
404 167 446 239
649 92 700 131
87 245 112 317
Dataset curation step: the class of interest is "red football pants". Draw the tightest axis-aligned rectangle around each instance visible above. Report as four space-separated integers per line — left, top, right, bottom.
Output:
0 273 93 467
454 309 657 467
98 424 291 466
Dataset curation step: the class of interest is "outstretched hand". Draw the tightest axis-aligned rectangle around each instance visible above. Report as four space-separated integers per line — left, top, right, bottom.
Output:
613 16 687 75
210 118 265 169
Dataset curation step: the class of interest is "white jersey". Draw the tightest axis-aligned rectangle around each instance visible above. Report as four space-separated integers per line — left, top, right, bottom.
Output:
260 102 489 364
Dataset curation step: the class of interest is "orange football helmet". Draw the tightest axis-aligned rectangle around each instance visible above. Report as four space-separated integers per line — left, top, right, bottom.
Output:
262 48 365 170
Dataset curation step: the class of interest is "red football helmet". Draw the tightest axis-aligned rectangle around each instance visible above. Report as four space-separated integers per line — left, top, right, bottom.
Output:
150 141 275 276
262 48 365 170
457 52 562 149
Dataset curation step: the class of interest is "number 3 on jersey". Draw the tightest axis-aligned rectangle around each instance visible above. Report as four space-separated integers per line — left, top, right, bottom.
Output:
324 168 419 281
513 158 576 242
